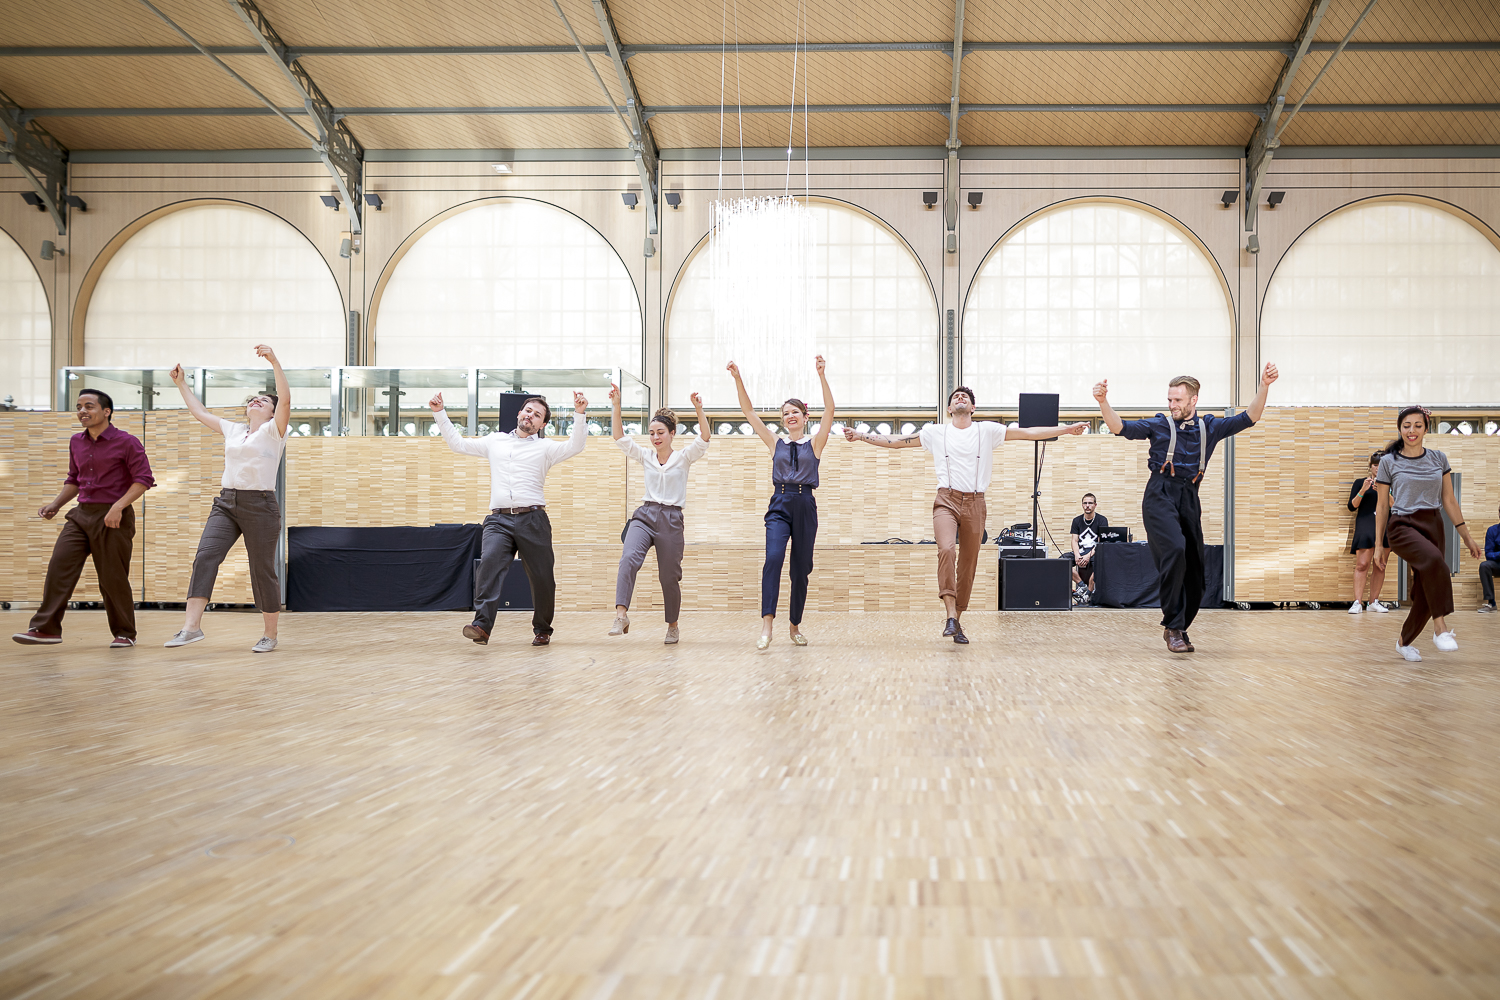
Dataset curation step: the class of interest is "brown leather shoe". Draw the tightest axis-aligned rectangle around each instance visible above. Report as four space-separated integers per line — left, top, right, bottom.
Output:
531 633 551 646
462 622 489 645
1164 628 1193 653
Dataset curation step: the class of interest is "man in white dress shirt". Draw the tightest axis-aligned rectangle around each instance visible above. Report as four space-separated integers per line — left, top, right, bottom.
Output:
428 390 588 646
845 386 1084 644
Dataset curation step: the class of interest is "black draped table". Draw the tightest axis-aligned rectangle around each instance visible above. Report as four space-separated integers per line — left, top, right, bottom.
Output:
288 524 485 612
1091 543 1224 609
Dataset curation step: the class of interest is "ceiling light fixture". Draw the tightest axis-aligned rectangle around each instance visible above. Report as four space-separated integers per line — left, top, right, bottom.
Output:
664 192 682 209
20 192 45 211
922 191 938 210
621 192 639 209
967 192 983 210
319 194 340 210
492 163 512 173
1221 190 1239 207
364 193 383 210
1267 191 1286 207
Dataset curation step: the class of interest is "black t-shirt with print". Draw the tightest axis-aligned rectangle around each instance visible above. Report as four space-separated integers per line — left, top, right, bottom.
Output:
1070 513 1109 554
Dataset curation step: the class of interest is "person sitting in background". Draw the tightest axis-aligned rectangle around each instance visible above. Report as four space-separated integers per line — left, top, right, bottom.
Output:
1069 493 1109 603
1479 504 1499 614
1347 452 1390 615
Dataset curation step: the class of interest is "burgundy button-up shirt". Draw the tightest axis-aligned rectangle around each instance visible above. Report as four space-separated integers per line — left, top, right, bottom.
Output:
65 423 155 505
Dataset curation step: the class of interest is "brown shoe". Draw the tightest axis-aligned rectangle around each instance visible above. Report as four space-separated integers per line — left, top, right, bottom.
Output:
1164 628 1193 653
531 633 550 646
462 622 489 645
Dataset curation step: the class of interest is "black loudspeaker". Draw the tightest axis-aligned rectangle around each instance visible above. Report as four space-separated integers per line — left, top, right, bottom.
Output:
473 557 534 611
498 392 532 433
999 557 1072 610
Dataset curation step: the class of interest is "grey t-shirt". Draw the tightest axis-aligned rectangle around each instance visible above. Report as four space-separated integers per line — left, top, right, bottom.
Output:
1377 447 1451 515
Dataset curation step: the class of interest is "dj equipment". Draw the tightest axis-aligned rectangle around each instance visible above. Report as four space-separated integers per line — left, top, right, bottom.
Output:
999 557 1072 610
1098 526 1131 543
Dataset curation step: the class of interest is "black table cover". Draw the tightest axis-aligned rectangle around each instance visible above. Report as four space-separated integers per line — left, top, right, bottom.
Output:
1092 543 1224 609
288 525 482 612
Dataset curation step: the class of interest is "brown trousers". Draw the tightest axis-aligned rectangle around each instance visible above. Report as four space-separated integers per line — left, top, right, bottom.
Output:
31 503 137 640
933 488 987 614
1386 508 1453 647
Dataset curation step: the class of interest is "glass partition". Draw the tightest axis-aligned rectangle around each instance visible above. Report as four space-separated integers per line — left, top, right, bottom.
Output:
336 367 472 438
58 367 336 436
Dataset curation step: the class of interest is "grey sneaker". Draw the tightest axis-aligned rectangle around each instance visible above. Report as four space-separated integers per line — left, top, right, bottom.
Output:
164 628 205 648
251 637 278 653
1479 603 1496 614
664 624 679 644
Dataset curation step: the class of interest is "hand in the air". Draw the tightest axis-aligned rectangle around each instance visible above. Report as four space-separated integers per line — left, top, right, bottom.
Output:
255 344 279 366
815 354 826 377
428 392 444 412
1261 362 1279 386
169 364 186 385
1092 379 1109 402
1063 422 1088 435
843 427 860 442
573 391 588 413
608 382 619 403
690 392 703 408
725 361 741 380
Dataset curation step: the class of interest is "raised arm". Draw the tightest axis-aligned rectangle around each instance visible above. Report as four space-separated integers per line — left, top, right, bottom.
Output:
256 344 291 437
1245 362 1278 423
1005 422 1088 442
726 360 777 450
811 354 835 458
428 392 487 457
1091 379 1124 435
549 391 590 463
609 382 624 440
843 426 922 449
1442 471 1483 560
691 392 710 442
168 364 221 431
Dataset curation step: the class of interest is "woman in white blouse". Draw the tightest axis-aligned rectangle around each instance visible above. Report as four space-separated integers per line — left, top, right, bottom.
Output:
608 384 710 643
164 345 290 653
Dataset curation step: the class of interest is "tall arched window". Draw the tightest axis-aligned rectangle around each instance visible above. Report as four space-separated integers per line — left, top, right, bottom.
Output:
964 201 1233 408
667 201 939 408
374 199 642 371
0 229 51 409
85 203 345 368
1262 199 1500 405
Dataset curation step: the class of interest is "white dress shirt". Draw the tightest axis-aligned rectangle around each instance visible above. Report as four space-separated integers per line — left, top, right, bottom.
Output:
617 434 710 507
218 417 286 491
918 421 1008 492
434 407 587 509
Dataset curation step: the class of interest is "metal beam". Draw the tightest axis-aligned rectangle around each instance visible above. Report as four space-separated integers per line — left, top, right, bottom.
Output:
1245 0 1330 230
592 0 660 240
4 41 1497 58
0 88 68 235
944 0 965 253
222 0 365 233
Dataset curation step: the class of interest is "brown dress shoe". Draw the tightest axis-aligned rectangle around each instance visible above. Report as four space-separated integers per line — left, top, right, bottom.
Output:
1164 628 1193 653
531 633 551 646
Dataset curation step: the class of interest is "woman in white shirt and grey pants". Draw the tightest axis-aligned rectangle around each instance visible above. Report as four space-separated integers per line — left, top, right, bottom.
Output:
608 385 710 643
164 345 290 653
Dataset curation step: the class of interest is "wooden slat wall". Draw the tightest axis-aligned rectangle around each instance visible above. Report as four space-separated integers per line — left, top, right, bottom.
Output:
1232 407 1498 605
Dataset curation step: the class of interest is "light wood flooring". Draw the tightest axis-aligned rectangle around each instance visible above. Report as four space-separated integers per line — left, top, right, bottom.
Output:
2 609 1498 999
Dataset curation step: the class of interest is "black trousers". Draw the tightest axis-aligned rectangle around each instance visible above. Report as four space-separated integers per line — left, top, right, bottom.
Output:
1480 559 1498 606
474 509 556 635
1142 474 1204 631
762 492 818 623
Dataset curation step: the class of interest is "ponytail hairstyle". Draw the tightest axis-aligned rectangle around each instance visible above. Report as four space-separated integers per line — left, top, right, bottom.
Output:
781 398 809 417
1383 405 1433 455
650 407 677 434
1367 451 1382 469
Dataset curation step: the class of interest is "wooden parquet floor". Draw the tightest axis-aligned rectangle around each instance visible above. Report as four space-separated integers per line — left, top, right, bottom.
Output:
2 609 1498 1000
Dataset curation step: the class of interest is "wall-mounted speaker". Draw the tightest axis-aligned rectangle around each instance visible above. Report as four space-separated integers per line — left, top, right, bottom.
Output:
999 557 1071 610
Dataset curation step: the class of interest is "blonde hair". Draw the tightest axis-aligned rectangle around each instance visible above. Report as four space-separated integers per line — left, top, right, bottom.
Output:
650 408 677 434
1168 375 1200 396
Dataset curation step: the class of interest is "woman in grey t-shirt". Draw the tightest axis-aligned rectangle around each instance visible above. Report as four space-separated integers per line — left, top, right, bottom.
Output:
1373 405 1483 661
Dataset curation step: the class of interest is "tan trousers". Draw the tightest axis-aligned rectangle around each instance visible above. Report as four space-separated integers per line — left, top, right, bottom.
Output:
933 488 986 614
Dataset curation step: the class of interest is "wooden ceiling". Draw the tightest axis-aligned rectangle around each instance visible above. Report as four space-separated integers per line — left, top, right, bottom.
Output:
0 0 1496 151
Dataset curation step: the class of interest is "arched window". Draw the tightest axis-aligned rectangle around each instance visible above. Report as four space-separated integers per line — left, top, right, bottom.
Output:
964 201 1233 408
85 203 345 368
374 199 642 371
1262 199 1500 405
666 200 939 409
0 229 51 409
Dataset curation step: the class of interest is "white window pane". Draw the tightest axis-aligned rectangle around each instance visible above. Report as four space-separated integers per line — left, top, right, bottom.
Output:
86 205 344 368
0 230 51 408
963 203 1232 409
376 201 642 373
1263 201 1500 406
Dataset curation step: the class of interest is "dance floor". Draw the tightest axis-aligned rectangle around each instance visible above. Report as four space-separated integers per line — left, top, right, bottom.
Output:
2 609 1497 999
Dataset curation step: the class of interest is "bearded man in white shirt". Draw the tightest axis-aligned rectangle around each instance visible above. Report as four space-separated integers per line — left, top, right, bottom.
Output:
428 390 588 646
845 386 1085 644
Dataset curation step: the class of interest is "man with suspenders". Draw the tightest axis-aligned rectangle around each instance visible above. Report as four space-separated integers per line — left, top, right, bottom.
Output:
1093 364 1279 653
845 386 1085 644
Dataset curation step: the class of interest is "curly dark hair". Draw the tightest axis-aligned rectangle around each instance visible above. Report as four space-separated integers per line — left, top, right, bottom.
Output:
948 385 976 408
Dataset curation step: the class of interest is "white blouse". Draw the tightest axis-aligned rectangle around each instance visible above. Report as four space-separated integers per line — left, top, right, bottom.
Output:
218 418 287 491
617 435 710 507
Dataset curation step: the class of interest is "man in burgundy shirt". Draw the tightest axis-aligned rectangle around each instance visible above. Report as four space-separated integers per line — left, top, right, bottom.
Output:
13 389 155 647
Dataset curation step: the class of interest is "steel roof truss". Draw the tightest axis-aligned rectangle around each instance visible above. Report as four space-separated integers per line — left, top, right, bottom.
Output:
0 88 67 235
592 0 659 240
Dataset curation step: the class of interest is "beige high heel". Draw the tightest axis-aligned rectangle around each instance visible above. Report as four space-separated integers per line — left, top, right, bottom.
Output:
608 615 629 636
756 635 771 650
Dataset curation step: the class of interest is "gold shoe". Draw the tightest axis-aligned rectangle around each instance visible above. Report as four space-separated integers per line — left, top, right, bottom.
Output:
790 632 808 646
756 635 771 650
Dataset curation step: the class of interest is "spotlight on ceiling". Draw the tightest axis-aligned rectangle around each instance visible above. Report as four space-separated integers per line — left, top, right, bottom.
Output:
621 192 639 210
339 238 352 259
1267 191 1286 208
64 195 87 211
1246 234 1261 254
364 193 383 210
664 192 682 209
40 240 64 260
966 191 983 210
922 191 938 210
319 195 340 210
491 163 512 173
1220 190 1239 207
20 192 45 211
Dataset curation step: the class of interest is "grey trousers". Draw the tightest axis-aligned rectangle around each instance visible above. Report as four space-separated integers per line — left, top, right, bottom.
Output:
475 508 556 635
615 502 686 622
187 489 283 613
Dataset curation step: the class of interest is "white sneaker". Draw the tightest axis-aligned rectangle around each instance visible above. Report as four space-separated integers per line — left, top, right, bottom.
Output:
1433 631 1458 652
1368 601 1390 613
251 637 277 653
1348 602 1363 614
1397 644 1422 662
164 628 205 647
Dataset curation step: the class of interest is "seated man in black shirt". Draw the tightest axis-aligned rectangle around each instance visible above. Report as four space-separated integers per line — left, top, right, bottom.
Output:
1069 493 1109 602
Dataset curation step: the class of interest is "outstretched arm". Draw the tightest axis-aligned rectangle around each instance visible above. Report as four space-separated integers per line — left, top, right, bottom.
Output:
692 392 710 442
1005 422 1088 441
169 364 221 431
811 355 835 458
256 344 291 437
1245 362 1278 423
550 391 591 462
1092 379 1124 434
726 361 777 450
609 382 623 441
428 392 487 456
844 426 922 449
